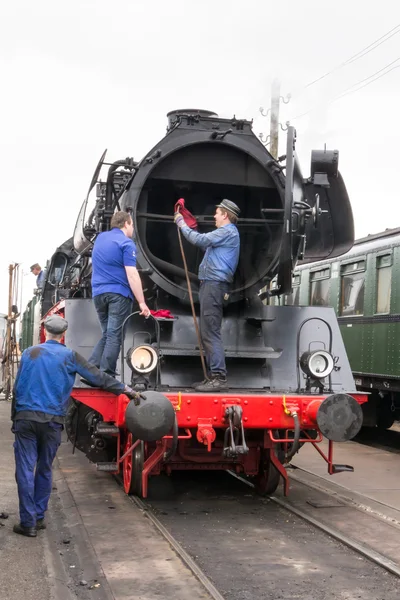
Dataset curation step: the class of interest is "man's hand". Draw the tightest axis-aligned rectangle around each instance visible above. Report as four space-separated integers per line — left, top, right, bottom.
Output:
174 212 185 229
124 386 146 406
139 302 151 318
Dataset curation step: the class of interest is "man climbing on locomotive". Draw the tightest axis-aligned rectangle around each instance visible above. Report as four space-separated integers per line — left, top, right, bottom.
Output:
174 199 240 391
88 211 150 377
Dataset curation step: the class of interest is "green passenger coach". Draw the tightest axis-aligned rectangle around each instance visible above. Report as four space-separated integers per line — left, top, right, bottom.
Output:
281 227 400 429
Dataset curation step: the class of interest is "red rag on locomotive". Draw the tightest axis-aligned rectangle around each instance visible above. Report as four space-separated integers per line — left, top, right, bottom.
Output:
174 198 198 229
37 108 368 499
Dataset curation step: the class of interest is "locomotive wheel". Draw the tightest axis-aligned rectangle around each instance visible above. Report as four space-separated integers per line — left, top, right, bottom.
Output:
254 444 284 496
122 433 144 496
376 399 395 431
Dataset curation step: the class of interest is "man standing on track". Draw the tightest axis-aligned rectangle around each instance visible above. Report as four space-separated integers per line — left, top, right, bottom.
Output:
174 199 240 391
12 315 140 538
88 211 150 377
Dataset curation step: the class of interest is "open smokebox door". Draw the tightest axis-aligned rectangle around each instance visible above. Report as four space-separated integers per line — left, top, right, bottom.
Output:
127 142 287 303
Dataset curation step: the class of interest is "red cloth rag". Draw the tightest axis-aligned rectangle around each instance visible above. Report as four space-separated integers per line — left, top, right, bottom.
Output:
174 198 198 230
150 309 174 319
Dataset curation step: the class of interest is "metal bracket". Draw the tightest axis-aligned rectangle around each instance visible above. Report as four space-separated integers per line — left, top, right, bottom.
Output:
223 405 249 458
145 149 162 164
196 418 216 452
210 128 232 140
259 133 270 146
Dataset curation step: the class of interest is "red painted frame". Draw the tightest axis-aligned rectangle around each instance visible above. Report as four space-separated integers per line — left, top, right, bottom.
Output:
47 298 369 497
70 387 368 497
71 389 367 430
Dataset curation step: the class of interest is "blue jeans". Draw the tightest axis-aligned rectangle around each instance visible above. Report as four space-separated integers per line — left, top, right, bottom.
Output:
14 420 62 527
199 280 229 377
89 292 133 376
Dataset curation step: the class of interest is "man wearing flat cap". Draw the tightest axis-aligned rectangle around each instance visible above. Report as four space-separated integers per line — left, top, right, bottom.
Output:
11 314 139 538
174 199 240 391
30 263 46 291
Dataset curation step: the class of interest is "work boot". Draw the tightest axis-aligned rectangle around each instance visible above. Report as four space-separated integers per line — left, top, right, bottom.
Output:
195 375 228 392
13 523 37 538
192 378 209 389
36 519 46 530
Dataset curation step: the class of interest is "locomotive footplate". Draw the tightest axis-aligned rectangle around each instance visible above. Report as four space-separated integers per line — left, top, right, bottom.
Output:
68 388 368 498
223 405 249 458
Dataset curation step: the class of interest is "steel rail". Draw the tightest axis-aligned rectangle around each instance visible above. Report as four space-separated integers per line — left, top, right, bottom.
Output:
289 467 400 529
228 470 400 578
116 467 400 588
129 495 226 600
270 495 400 578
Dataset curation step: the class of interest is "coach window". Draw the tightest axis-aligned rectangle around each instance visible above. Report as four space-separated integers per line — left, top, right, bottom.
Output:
340 261 366 316
310 268 331 306
376 254 392 314
285 274 300 306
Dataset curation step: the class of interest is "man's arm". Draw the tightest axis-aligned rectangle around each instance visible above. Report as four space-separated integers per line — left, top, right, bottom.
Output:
121 238 150 317
179 225 228 250
125 266 150 317
73 352 127 395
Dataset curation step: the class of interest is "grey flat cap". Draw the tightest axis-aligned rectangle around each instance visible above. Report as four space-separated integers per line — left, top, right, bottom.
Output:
44 315 68 334
216 199 240 217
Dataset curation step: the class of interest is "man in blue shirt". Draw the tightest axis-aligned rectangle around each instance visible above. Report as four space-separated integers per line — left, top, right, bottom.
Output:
30 263 46 291
174 199 240 391
89 211 150 377
12 314 140 537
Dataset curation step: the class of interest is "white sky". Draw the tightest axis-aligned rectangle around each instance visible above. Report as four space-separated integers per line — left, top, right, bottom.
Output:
1 0 399 314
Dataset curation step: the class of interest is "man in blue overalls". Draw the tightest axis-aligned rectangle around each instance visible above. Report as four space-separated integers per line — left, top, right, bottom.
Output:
174 199 240 392
12 314 140 537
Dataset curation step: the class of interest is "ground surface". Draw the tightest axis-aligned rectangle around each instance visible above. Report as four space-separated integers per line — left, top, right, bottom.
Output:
146 471 399 600
3 396 400 600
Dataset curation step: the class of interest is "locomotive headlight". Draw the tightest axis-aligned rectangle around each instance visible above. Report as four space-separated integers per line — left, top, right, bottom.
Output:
300 350 334 379
127 345 158 374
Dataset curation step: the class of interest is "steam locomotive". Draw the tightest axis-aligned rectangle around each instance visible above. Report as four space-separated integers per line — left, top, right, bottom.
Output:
33 109 367 497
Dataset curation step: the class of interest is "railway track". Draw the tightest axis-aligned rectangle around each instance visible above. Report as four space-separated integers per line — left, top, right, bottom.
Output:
130 494 225 600
124 471 400 600
57 440 400 600
269 480 400 578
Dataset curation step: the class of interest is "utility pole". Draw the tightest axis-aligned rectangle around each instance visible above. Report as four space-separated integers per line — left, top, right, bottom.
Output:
2 264 20 399
269 78 281 159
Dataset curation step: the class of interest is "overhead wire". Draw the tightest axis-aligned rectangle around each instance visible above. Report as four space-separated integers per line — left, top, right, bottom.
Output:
281 23 400 121
288 57 400 122
301 24 400 92
259 24 400 142
334 57 400 100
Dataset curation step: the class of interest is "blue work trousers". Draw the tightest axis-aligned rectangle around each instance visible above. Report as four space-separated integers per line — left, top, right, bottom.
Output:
199 280 229 377
14 419 62 527
89 292 133 376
